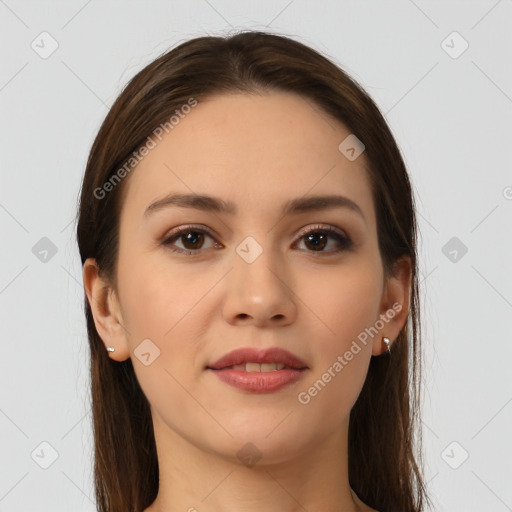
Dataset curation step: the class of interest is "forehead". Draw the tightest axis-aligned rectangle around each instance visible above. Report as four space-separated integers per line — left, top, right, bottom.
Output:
120 92 375 227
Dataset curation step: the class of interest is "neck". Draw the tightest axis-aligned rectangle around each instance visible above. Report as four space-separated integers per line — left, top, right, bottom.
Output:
145 413 368 512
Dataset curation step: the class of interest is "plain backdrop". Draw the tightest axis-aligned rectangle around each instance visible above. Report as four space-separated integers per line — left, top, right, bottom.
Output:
1 1 511 511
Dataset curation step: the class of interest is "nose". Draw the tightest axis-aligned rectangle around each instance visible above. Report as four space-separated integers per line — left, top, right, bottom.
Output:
221 246 297 328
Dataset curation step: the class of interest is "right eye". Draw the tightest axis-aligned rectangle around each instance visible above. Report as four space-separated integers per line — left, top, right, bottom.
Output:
161 225 222 256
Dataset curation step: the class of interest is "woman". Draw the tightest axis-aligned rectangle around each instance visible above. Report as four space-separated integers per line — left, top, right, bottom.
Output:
77 30 432 512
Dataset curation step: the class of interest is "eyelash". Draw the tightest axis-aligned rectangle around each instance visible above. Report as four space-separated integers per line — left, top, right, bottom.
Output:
161 224 353 257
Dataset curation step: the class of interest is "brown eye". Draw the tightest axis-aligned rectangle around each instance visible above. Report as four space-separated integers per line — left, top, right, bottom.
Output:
295 225 353 254
177 231 206 250
162 226 220 256
161 224 353 257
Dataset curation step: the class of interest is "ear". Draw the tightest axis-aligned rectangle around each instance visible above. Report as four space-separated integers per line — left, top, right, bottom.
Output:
82 257 131 361
371 256 412 356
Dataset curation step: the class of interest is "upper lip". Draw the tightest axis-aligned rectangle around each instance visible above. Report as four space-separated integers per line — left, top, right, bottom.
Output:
207 347 308 370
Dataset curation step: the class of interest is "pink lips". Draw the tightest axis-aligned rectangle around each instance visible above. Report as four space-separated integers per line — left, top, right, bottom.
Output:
206 347 308 393
208 347 308 370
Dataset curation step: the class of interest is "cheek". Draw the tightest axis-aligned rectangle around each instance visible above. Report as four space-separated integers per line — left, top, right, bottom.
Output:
116 247 218 394
116 252 209 426
295 260 381 413
306 261 382 349
117 246 202 340
294 278 378 431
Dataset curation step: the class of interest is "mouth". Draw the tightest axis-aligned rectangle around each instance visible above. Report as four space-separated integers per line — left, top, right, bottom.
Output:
206 347 308 393
208 362 305 372
207 346 308 371
206 365 308 393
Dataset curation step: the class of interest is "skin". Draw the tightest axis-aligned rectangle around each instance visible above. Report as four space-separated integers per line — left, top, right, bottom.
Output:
83 91 411 512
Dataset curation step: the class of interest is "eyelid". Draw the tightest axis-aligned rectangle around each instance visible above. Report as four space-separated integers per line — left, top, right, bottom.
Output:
162 223 220 243
161 222 352 255
294 223 348 241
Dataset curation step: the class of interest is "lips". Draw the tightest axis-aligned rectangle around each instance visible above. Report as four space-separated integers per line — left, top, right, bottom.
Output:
207 347 308 393
207 347 308 371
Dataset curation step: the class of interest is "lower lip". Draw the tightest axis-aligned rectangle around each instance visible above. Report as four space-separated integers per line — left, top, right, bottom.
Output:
208 368 307 393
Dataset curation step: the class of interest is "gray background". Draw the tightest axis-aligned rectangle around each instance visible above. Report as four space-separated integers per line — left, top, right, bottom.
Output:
1 1 511 511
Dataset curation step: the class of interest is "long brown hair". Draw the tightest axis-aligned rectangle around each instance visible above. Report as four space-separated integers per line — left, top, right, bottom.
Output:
76 30 431 512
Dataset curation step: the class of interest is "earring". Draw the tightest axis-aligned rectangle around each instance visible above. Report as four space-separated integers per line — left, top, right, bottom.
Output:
383 337 391 354
107 346 115 353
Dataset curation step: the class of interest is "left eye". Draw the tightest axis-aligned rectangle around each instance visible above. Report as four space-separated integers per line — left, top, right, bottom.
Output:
162 225 352 256
294 226 352 253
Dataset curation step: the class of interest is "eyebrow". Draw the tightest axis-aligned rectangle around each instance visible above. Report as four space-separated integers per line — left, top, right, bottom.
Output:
144 192 366 223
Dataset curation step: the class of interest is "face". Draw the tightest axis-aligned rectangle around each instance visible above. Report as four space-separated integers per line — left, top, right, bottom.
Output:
86 92 408 464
